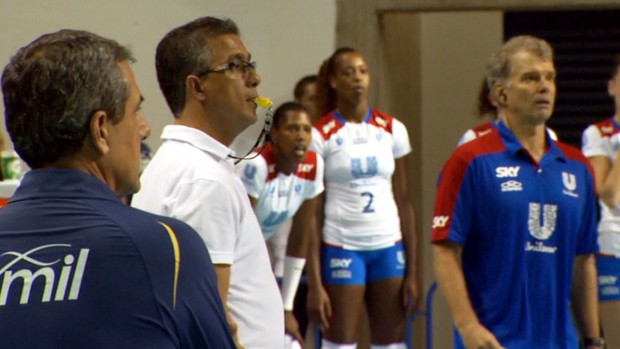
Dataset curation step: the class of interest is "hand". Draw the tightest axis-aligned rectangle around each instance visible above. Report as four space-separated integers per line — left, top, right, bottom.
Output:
458 322 505 349
232 332 246 349
284 311 306 348
306 285 332 330
401 274 420 317
228 317 246 349
234 340 246 349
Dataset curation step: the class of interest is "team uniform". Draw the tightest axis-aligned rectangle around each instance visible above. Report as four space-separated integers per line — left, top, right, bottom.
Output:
132 125 284 349
0 169 235 349
235 143 324 240
236 143 323 349
311 109 411 285
457 120 558 146
433 122 599 348
582 117 620 301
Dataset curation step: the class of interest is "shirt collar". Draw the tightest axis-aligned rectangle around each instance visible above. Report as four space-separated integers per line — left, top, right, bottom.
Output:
496 120 565 163
161 125 234 162
11 169 122 203
332 108 372 124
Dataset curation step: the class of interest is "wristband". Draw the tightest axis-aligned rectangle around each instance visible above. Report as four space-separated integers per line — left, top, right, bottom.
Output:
281 256 305 311
582 337 605 347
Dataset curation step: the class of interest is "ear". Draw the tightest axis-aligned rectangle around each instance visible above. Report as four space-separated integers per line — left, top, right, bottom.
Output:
329 75 337 89
186 75 207 101
495 84 508 106
89 111 111 156
608 78 615 97
269 129 278 145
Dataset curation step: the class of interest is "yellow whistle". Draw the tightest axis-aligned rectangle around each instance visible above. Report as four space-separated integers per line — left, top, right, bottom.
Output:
254 96 273 108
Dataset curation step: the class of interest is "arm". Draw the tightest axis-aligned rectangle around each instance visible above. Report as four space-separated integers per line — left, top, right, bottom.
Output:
433 241 505 349
572 254 602 348
588 154 620 207
305 192 331 330
173 180 245 349
278 198 317 347
287 198 315 258
392 154 420 315
214 265 245 349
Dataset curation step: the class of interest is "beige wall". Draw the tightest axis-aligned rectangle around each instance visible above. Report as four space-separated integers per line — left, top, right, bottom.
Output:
0 1 336 153
379 11 502 348
418 12 503 347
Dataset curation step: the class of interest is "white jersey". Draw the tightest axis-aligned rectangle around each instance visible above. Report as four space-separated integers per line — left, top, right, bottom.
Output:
311 109 411 250
235 143 324 240
582 117 620 257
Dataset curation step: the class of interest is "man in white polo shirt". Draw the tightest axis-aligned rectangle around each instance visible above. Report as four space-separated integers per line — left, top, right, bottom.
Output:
132 16 284 349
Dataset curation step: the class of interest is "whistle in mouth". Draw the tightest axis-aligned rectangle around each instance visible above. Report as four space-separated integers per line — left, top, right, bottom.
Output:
254 96 273 108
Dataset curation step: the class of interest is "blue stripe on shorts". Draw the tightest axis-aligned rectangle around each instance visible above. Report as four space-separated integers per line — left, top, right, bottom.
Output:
597 254 620 301
321 241 406 285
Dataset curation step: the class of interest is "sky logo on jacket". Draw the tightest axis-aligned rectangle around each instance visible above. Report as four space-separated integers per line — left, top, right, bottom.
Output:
496 166 520 178
0 244 89 306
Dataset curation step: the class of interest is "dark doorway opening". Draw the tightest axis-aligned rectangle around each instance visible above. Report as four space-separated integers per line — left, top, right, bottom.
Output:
505 10 620 147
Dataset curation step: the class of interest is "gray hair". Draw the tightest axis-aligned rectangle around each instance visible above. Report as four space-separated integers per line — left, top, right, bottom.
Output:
1 29 134 168
155 17 239 117
486 35 553 90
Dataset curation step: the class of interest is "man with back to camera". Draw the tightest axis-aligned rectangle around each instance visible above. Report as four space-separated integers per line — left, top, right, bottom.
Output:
131 17 284 348
0 29 235 348
432 35 603 348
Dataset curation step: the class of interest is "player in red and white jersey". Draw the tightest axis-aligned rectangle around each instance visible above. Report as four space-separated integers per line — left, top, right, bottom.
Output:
312 109 409 249
236 102 323 347
581 54 620 349
307 47 419 349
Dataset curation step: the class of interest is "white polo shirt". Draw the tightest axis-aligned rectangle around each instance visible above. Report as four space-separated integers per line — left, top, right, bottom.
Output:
132 125 284 349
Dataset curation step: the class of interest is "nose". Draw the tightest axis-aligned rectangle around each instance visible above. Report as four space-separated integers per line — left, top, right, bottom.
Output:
540 76 555 94
139 112 151 140
353 71 362 81
248 69 261 88
298 129 310 142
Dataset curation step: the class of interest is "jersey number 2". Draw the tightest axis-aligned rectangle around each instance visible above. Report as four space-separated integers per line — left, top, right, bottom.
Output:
361 192 375 213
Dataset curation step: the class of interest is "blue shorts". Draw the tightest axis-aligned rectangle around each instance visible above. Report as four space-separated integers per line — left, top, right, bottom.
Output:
596 254 620 301
321 241 406 285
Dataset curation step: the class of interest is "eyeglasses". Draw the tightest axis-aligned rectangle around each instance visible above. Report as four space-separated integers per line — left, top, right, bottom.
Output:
196 60 257 78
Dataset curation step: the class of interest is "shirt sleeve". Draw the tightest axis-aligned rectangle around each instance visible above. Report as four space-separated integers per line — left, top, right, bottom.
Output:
581 124 608 158
306 154 324 199
575 166 601 255
310 127 325 158
234 156 267 199
167 180 238 265
392 118 412 159
431 150 475 245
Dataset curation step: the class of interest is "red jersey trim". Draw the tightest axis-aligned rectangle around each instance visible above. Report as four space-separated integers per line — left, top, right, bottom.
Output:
431 131 505 242
260 143 318 182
